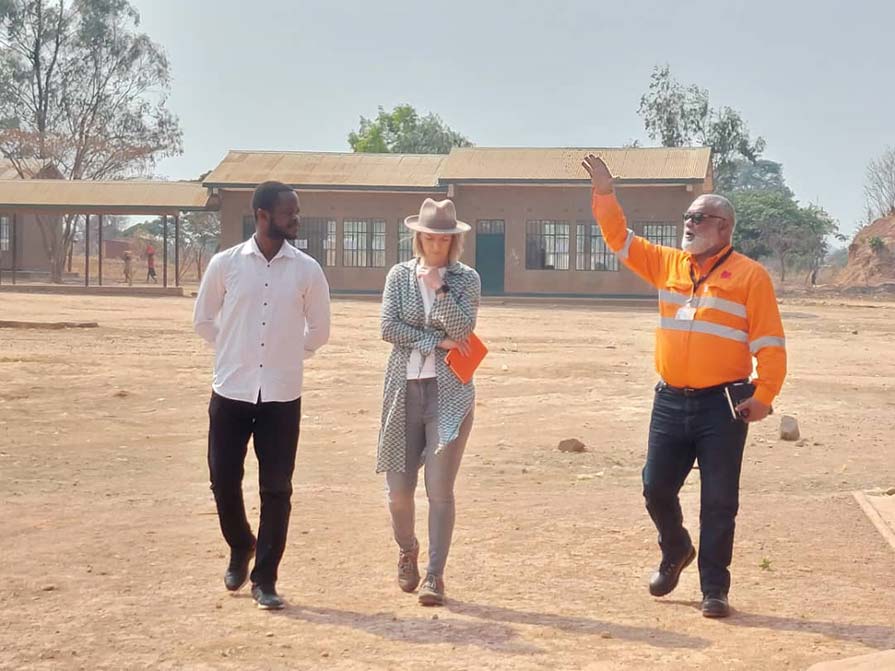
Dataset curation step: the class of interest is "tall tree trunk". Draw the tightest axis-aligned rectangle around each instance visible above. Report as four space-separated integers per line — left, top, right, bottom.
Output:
37 214 67 283
52 248 67 283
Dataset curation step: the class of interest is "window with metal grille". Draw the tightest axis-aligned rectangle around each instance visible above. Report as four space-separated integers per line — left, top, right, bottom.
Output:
343 219 386 267
398 227 414 263
0 216 9 252
640 223 679 248
293 218 336 267
525 220 569 270
322 220 337 266
477 220 505 235
576 222 618 271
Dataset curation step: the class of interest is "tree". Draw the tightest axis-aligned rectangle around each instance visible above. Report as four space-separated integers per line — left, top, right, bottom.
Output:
348 104 472 154
702 107 766 191
0 0 183 281
797 204 841 279
638 65 765 192
637 65 843 283
118 212 218 281
826 245 848 269
728 190 797 270
101 214 128 239
123 216 164 239
637 65 707 148
723 158 791 196
180 211 219 280
864 147 895 219
729 190 840 282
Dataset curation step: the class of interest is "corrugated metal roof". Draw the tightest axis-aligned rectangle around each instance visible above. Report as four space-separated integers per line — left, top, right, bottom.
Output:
203 147 712 190
0 179 214 212
203 151 447 190
438 147 712 183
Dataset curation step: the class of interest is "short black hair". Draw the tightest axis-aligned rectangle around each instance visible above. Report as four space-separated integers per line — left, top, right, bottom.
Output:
252 181 294 218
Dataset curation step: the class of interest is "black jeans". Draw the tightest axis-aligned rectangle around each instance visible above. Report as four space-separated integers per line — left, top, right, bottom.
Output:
642 383 748 596
207 392 301 588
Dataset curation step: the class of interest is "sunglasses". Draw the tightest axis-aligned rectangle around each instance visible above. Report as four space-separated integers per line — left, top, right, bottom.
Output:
683 212 727 224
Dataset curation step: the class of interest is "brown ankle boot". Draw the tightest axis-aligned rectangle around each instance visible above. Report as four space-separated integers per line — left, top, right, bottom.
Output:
397 542 420 593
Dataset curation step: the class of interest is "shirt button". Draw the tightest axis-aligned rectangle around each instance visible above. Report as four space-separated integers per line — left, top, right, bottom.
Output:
261 343 265 347
265 283 269 287
262 322 266 326
264 302 268 306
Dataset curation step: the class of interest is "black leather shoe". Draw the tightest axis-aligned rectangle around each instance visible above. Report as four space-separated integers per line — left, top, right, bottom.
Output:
649 545 696 597
224 544 255 592
701 593 730 618
251 584 285 610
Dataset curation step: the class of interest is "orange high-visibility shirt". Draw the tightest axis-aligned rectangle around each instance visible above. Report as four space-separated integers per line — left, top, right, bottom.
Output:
592 190 787 406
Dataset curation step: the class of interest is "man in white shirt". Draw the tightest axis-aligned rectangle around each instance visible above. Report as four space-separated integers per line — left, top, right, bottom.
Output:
193 181 330 610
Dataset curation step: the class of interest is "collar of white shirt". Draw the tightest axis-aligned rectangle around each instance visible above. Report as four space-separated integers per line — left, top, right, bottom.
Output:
241 235 299 262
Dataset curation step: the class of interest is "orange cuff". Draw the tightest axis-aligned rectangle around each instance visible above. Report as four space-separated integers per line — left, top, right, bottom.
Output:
752 384 777 407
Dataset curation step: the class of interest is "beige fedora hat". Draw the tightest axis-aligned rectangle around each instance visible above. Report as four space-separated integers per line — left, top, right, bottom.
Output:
404 198 470 234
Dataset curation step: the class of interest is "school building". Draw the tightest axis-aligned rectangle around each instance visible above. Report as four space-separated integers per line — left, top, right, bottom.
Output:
204 146 712 297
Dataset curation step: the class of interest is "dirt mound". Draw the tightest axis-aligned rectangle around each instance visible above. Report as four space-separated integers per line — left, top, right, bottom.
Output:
836 215 895 288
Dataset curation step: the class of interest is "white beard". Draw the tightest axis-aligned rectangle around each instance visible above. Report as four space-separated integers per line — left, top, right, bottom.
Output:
682 232 716 254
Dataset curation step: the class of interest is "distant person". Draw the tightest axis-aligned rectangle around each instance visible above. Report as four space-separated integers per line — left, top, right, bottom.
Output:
378 198 480 606
193 181 331 611
146 245 157 283
582 154 787 618
122 250 134 286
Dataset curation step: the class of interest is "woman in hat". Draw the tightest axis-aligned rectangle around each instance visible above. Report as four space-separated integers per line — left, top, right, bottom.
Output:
378 198 481 606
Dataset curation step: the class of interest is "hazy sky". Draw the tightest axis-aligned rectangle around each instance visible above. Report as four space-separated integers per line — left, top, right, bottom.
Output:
129 0 893 236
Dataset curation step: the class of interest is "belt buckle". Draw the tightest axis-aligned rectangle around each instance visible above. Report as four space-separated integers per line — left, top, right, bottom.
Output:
682 386 699 396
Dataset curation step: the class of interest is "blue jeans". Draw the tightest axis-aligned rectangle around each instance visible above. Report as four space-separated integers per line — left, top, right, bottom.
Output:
642 383 748 596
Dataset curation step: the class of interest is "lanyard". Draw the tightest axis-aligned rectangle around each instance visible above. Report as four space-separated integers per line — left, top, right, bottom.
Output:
688 247 734 301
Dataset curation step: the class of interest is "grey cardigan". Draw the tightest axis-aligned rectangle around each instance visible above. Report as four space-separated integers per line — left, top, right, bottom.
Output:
376 259 481 473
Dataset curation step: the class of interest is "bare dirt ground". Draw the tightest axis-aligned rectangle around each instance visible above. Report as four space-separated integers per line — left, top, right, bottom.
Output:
1 292 893 671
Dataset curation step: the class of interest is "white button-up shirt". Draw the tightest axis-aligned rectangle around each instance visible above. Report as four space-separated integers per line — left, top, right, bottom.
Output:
193 236 331 403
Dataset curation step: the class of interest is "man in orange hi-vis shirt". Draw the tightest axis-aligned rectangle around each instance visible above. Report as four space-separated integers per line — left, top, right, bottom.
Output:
582 154 786 618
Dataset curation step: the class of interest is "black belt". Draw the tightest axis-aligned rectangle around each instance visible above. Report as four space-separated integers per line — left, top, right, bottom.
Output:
657 379 747 397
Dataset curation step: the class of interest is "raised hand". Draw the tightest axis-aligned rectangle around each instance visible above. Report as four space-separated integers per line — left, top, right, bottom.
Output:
420 265 443 291
581 153 615 195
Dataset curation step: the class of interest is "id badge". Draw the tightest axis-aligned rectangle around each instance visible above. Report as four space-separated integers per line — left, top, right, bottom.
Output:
675 305 696 321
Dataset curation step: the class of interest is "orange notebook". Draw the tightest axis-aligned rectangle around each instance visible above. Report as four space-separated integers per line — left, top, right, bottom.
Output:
445 333 488 384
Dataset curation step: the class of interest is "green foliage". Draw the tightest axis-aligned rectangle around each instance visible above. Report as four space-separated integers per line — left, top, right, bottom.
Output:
723 158 791 197
729 190 840 281
638 65 844 282
638 65 765 192
348 104 471 154
869 236 886 253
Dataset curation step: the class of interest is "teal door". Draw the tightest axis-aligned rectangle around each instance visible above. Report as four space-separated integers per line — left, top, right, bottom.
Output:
475 220 505 295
